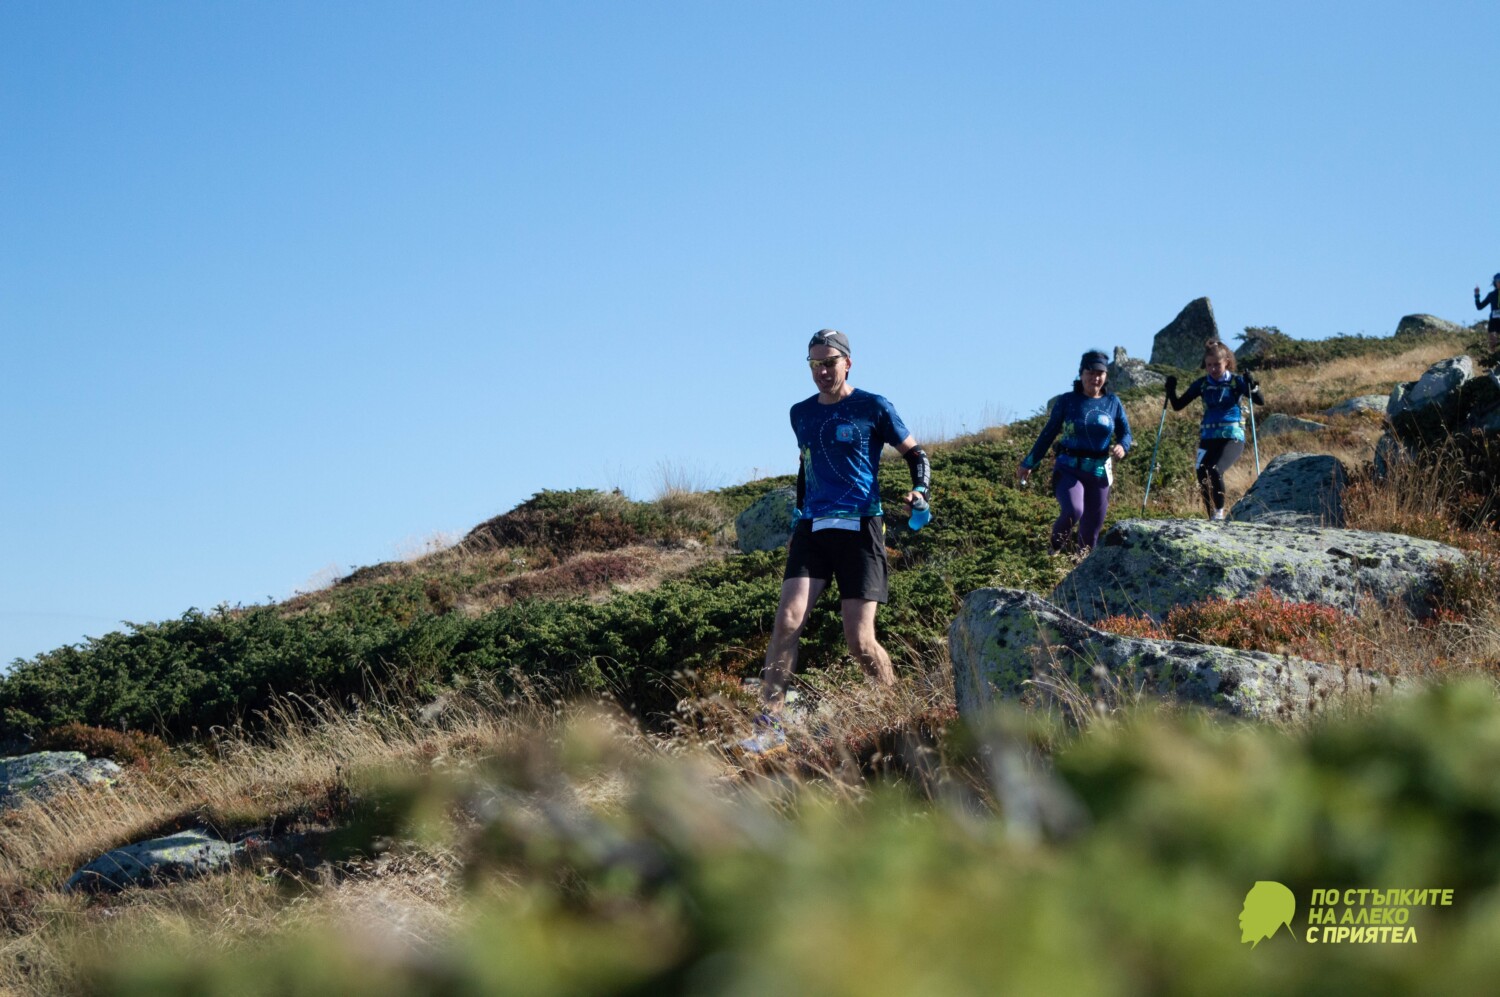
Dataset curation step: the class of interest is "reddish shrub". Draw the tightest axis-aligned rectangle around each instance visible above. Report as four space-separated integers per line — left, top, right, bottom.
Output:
1096 589 1368 666
503 552 648 602
1094 615 1168 640
35 723 170 770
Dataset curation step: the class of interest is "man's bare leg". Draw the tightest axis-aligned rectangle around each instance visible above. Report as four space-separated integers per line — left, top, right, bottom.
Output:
759 576 828 714
841 597 895 686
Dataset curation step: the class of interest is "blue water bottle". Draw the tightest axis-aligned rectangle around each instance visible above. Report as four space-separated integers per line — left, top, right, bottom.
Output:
909 492 931 531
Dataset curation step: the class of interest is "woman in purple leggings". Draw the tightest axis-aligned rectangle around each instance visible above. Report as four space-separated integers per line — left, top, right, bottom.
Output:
1016 350 1133 553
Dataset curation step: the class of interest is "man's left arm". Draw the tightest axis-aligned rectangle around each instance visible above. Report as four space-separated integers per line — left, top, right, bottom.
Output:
878 396 927 510
896 436 929 510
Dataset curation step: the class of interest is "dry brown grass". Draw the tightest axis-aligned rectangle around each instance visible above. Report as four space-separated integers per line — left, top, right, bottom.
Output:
0 685 676 995
1262 339 1468 415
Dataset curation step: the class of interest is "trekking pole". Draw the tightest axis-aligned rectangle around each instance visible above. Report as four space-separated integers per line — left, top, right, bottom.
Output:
1141 396 1169 514
1246 377 1261 475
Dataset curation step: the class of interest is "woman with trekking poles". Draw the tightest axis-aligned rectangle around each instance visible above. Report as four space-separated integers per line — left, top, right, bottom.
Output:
1016 349 1132 554
1164 339 1265 521
1475 273 1500 353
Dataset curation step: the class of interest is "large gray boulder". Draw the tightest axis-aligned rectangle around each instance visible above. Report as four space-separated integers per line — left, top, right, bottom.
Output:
1107 346 1166 392
734 487 796 553
1395 314 1468 338
950 588 1396 721
1150 298 1220 368
0 752 122 810
1230 453 1347 528
1381 358 1500 490
1050 519 1464 623
66 829 242 894
1257 413 1328 437
1387 356 1474 446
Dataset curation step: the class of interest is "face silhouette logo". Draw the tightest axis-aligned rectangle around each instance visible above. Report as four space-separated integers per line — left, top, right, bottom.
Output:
1240 881 1299 947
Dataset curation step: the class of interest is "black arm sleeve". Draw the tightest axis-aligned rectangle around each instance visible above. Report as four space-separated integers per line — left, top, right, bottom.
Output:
1480 291 1498 311
1169 377 1202 412
796 461 805 509
903 446 931 492
1241 373 1266 407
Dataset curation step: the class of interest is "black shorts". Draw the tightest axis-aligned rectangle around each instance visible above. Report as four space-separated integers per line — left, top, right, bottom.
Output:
783 516 889 603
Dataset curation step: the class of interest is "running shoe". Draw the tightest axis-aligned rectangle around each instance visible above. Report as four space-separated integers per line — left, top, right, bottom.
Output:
737 713 787 757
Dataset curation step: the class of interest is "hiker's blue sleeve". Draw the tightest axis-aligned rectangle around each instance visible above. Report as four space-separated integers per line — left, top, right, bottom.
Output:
1114 397 1133 452
1022 395 1068 469
874 394 911 448
1479 291 1498 311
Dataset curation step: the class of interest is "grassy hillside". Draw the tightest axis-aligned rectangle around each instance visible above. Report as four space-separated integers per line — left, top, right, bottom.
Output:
4 323 1500 993
0 326 1481 743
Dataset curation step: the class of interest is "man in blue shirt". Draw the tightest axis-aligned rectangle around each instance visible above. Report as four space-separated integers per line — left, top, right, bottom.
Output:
740 329 930 756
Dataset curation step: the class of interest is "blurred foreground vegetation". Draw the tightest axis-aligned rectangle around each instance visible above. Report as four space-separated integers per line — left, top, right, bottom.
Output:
83 681 1500 996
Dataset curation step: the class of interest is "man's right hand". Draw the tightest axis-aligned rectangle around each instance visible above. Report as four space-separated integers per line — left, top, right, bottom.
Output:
1164 375 1177 394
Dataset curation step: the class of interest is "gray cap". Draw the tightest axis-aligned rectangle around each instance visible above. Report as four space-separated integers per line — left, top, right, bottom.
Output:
808 328 851 357
1080 349 1109 372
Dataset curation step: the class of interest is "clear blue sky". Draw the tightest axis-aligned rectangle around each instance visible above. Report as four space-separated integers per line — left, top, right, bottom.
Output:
3 1 1495 667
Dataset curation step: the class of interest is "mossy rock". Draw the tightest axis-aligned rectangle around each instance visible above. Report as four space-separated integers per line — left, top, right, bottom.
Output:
1050 519 1464 623
949 588 1398 720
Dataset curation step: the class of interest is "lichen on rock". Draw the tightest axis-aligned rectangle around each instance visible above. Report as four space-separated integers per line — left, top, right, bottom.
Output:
949 588 1397 721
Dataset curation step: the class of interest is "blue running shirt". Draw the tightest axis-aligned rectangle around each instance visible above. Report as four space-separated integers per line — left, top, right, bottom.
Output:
1178 372 1253 441
1020 390 1132 480
791 389 911 520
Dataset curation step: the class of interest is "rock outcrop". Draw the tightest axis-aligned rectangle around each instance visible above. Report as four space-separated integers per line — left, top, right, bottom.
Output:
1386 356 1476 446
1378 356 1500 487
66 829 243 894
1149 298 1220 368
0 752 122 811
1050 519 1463 623
1385 356 1500 446
1324 395 1389 417
1395 314 1468 338
1257 413 1328 437
950 588 1395 721
1107 347 1166 392
1230 453 1347 528
734 487 796 553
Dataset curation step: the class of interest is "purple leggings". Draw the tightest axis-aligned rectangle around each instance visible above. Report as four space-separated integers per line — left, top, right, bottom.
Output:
1052 464 1111 552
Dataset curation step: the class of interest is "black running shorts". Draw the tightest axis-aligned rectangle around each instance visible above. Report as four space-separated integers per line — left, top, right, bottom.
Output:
783 516 889 603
